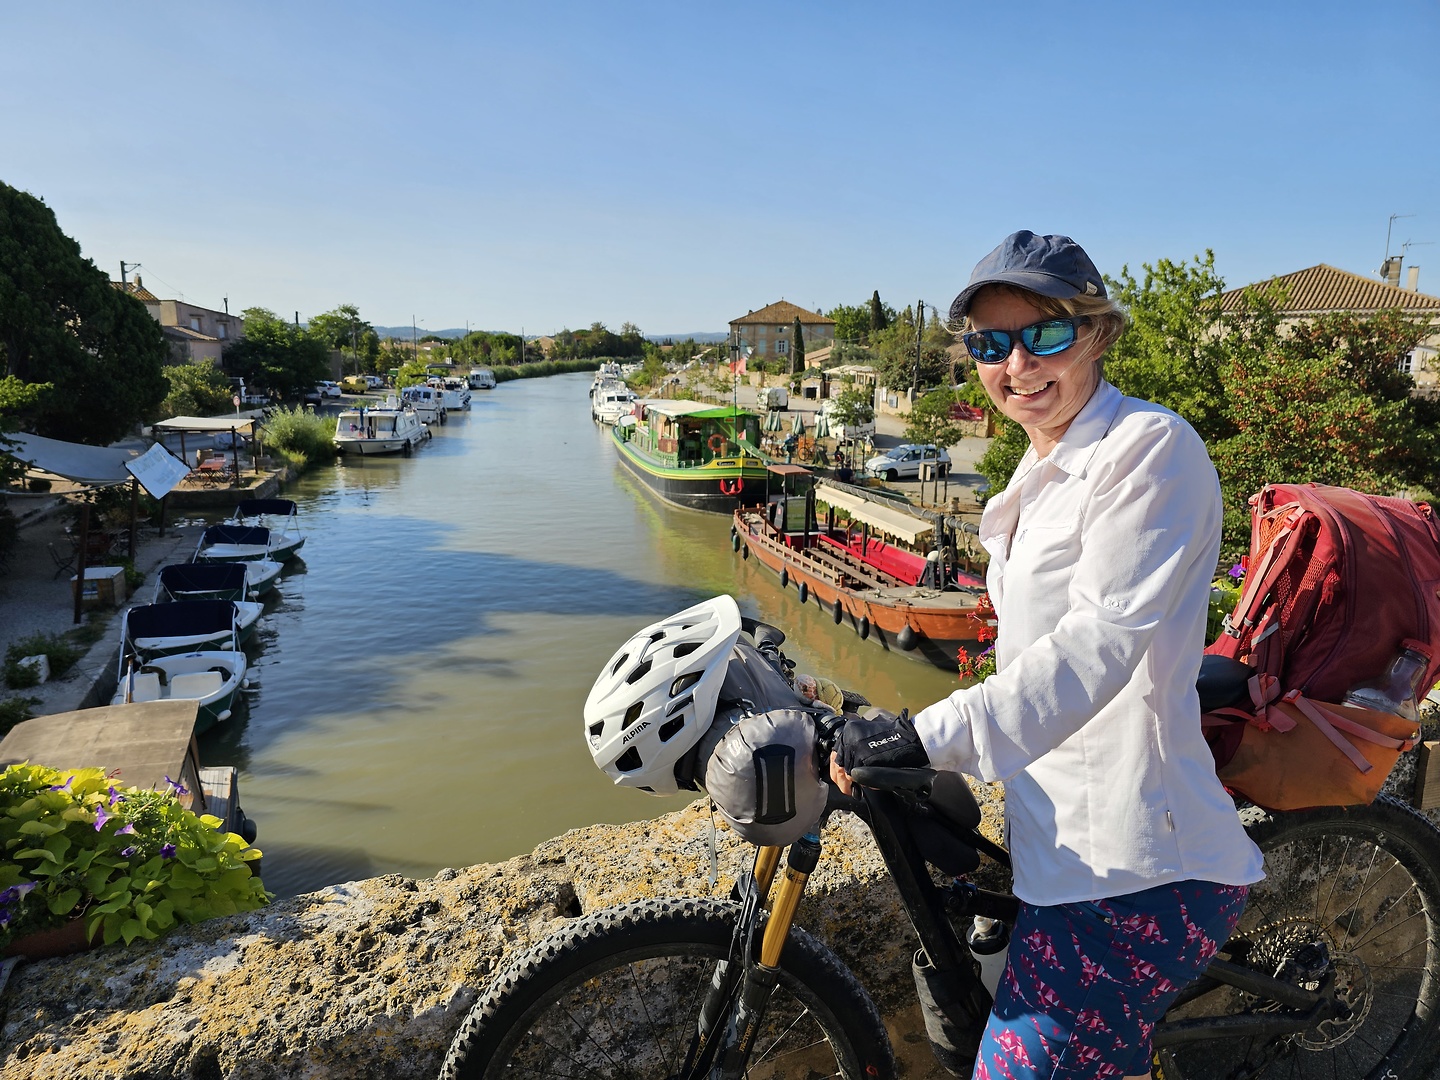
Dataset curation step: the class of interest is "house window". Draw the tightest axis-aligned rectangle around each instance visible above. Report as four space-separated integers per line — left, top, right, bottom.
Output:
1400 352 1415 374
217 323 228 340
776 341 788 355
190 316 201 331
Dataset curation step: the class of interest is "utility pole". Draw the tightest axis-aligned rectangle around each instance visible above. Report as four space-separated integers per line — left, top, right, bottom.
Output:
119 261 141 287
413 315 418 359
913 299 924 395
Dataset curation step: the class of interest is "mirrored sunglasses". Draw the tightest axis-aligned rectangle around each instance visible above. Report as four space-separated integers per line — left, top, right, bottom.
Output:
962 317 1089 365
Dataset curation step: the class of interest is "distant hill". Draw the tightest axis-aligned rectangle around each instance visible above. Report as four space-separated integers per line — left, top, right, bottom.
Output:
373 326 475 340
647 332 729 344
371 327 730 344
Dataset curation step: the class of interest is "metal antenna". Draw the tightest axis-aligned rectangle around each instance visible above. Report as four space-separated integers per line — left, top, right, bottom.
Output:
1384 213 1416 268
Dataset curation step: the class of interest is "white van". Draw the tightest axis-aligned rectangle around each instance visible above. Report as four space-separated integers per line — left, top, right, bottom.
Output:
759 386 789 410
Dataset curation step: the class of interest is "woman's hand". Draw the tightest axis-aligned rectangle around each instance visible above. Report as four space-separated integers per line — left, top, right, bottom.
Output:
829 751 856 796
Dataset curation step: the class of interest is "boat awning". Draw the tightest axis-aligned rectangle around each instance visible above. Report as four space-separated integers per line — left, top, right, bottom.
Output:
766 464 812 477
5 431 143 486
151 416 256 434
815 484 933 545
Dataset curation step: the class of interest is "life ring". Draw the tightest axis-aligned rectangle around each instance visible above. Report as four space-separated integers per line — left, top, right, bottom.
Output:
708 434 727 454
719 478 744 496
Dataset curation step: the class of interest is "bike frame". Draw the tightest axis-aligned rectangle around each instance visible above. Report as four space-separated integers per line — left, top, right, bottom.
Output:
685 776 1351 1079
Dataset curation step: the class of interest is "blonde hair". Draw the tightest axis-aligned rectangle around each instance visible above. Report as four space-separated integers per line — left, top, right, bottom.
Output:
960 283 1127 357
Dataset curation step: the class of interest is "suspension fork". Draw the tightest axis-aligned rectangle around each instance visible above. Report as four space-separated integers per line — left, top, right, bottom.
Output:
681 837 821 1079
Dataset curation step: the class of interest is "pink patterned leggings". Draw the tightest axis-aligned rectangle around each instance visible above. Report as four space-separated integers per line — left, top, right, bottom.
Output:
973 880 1249 1079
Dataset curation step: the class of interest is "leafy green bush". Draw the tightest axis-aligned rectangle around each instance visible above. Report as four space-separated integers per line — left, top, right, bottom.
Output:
4 632 82 688
0 764 270 949
259 406 334 472
158 362 234 419
492 359 607 383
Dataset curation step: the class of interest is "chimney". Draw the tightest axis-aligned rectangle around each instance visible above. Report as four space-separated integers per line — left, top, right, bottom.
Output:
1382 257 1403 287
1406 266 1421 292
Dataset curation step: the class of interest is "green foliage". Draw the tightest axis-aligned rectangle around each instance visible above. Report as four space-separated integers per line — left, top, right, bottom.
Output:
0 182 169 443
491 359 611 382
4 632 82 688
790 316 805 375
308 304 379 373
828 341 876 369
827 383 875 427
826 303 871 345
869 291 891 335
548 322 646 362
0 377 49 489
977 415 1028 493
0 697 38 738
259 405 335 472
222 309 331 399
159 363 234 419
0 764 269 950
905 387 965 449
871 308 955 390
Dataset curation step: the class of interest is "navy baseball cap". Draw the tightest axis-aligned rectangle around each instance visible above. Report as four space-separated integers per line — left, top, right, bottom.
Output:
949 231 1106 322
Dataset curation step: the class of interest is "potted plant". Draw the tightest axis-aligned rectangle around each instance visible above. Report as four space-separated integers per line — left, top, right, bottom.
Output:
0 764 270 955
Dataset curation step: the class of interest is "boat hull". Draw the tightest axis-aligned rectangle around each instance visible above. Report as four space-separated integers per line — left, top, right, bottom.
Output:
615 436 769 514
733 509 982 670
111 651 246 734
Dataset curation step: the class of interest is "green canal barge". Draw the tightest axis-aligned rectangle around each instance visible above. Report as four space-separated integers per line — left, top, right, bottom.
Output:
612 400 771 513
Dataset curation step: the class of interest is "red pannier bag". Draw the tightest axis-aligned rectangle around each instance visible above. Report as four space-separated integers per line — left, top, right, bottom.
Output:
1204 484 1440 810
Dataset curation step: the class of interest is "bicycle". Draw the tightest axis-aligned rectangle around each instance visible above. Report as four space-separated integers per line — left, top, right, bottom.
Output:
440 617 1440 1080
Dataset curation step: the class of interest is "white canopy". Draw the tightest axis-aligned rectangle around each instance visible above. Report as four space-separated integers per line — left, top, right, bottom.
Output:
151 416 255 434
815 483 933 546
5 431 142 486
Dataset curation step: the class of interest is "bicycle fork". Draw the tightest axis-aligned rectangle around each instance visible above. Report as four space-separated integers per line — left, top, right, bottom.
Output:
683 837 818 1079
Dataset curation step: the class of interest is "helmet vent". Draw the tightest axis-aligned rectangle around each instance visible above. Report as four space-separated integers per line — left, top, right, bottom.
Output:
670 672 701 696
622 701 644 729
587 721 604 744
616 747 643 772
672 641 701 659
658 716 685 742
625 658 653 685
610 652 630 676
666 693 694 717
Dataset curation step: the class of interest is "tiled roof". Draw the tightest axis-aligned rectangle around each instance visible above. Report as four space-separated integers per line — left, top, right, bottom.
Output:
1219 264 1440 315
730 300 835 326
112 280 160 303
163 325 218 343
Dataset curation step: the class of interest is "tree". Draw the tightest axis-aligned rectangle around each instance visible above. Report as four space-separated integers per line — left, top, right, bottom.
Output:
870 308 954 390
308 304 379 374
827 382 875 428
222 309 330 399
0 376 48 488
869 290 890 335
791 316 805 376
0 181 169 443
827 303 870 344
158 363 234 419
905 387 965 451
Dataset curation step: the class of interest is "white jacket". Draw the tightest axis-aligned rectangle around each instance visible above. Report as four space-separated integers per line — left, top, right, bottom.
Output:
914 381 1264 905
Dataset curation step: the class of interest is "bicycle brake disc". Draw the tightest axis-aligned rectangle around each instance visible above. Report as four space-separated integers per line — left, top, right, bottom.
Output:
1244 917 1373 1051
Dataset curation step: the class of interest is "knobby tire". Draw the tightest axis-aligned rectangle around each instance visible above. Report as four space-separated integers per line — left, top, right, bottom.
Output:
440 896 895 1080
1160 794 1440 1079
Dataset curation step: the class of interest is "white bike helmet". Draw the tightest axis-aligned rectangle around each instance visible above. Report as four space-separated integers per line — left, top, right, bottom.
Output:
584 594 744 795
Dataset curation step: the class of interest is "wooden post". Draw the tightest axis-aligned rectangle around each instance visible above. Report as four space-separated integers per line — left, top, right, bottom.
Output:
73 503 90 625
1417 742 1440 811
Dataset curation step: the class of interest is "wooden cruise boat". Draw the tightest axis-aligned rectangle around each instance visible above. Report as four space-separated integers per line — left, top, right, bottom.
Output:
612 400 772 513
733 472 986 669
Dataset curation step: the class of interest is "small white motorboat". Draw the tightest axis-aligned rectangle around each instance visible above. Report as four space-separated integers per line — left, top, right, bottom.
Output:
468 367 496 390
333 401 431 455
224 499 306 561
592 386 640 424
112 605 249 734
400 384 447 425
125 599 262 658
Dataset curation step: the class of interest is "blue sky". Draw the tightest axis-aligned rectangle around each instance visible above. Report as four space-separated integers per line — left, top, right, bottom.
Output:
3 1 1435 336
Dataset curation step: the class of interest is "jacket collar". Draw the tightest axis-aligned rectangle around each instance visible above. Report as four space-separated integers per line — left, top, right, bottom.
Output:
977 380 1122 546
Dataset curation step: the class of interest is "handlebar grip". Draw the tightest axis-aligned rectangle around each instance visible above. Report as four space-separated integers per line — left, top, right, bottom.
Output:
741 617 787 650
848 766 937 795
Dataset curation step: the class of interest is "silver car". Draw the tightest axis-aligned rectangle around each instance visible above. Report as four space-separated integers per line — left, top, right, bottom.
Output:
863 443 952 481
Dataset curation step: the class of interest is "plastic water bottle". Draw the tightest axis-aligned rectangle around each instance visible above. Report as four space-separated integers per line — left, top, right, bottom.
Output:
1342 647 1429 723
966 916 1010 999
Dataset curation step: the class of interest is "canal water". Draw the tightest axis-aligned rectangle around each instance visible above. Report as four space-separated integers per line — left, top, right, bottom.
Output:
213 373 962 896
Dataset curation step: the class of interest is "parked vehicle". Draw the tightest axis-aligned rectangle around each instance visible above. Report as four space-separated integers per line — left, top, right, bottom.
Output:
820 397 876 442
316 381 342 399
365 374 386 389
759 386 789 410
339 375 369 394
864 443 951 481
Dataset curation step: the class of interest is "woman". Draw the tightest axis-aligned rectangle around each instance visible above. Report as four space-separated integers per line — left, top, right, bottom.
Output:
832 231 1264 1080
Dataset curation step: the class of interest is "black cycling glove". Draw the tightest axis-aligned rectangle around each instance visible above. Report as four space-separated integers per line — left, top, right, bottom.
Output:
836 710 930 773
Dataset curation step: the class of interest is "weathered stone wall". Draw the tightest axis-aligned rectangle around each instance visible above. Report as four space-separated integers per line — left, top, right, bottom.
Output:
0 787 1007 1080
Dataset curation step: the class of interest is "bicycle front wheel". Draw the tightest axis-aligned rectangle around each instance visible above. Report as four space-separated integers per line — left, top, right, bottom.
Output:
440 897 895 1080
1160 793 1440 1079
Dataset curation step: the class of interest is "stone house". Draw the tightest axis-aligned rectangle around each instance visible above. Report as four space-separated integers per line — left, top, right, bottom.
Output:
728 301 835 364
113 275 244 366
1218 263 1440 393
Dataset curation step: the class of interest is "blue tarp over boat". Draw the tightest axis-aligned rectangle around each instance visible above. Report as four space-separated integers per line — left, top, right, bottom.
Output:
232 499 297 519
156 563 248 600
125 600 240 640
200 524 271 547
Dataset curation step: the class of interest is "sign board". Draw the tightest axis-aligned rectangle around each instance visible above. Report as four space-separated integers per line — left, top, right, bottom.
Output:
125 442 192 499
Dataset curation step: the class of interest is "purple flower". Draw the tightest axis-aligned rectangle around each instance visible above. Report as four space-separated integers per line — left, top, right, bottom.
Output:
160 843 177 859
48 775 74 793
94 805 110 831
163 775 189 797
120 846 137 858
117 823 136 835
107 785 124 807
1228 563 1245 579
